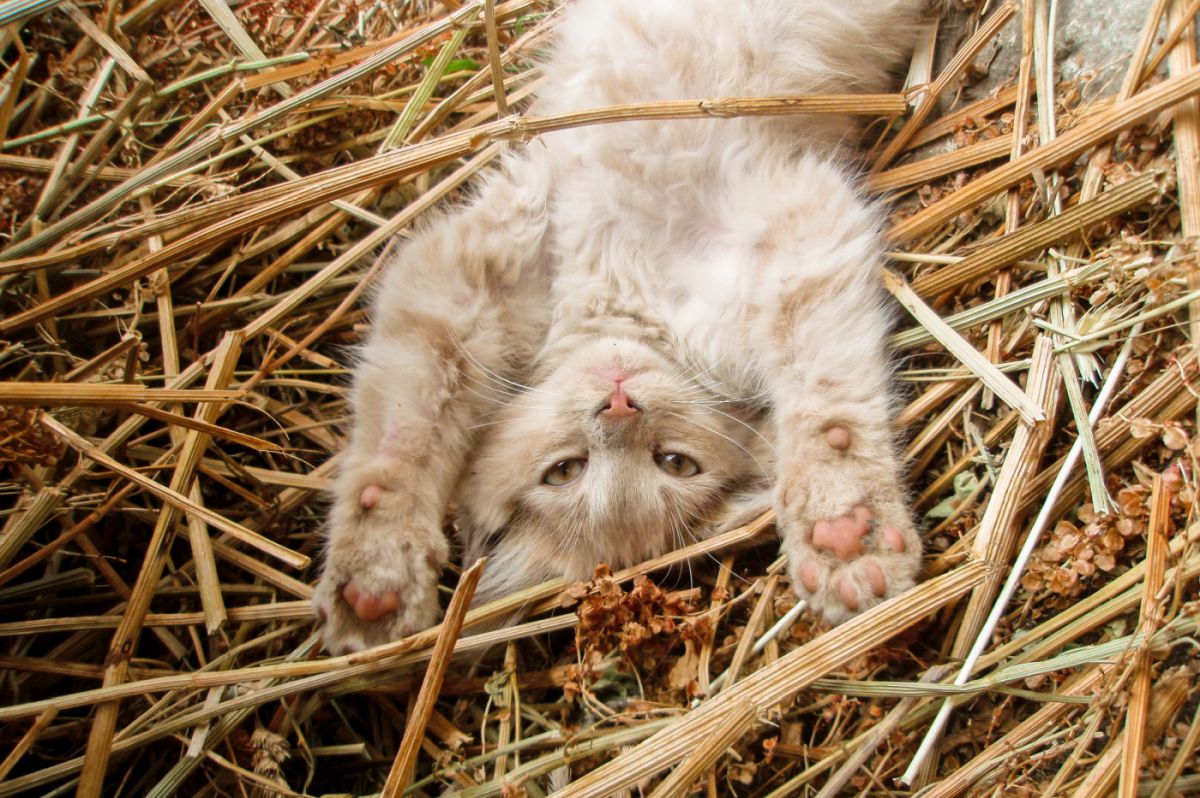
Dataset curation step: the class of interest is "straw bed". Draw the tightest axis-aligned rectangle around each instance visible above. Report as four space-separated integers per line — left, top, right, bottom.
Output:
1 1 1198 796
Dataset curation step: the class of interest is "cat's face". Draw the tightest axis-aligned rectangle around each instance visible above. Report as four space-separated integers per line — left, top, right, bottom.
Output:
455 336 770 588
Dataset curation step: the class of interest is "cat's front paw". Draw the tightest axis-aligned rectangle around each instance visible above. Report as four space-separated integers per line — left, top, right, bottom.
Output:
313 483 448 654
777 471 922 625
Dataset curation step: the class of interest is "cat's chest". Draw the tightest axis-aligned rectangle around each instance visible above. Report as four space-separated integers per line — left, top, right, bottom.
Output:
663 240 752 329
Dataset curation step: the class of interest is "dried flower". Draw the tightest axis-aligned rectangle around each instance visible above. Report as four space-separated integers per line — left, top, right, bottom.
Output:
0 407 62 474
249 728 291 798
571 566 705 694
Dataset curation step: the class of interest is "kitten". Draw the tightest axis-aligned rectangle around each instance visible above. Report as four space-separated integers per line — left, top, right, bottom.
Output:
314 0 927 653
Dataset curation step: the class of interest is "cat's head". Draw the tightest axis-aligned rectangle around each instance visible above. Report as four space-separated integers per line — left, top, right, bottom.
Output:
454 335 771 596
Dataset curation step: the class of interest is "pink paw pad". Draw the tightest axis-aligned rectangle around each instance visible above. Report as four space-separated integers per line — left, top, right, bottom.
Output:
865 562 887 597
881 525 906 553
836 578 859 611
811 505 872 561
360 484 386 510
342 579 400 621
799 561 823 593
824 425 852 451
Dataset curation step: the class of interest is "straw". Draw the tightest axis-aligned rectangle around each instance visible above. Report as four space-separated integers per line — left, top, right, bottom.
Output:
1 1 1196 794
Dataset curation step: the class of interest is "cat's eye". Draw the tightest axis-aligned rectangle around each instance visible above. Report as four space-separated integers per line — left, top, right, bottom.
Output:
654 451 700 477
543 458 587 486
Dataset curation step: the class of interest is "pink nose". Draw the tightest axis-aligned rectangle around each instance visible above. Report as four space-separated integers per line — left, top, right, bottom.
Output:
600 384 640 420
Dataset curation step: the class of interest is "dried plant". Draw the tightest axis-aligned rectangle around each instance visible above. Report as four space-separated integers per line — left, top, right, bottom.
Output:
0 1 1197 796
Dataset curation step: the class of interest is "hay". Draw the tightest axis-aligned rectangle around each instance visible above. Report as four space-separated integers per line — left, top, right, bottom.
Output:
0 0 1198 796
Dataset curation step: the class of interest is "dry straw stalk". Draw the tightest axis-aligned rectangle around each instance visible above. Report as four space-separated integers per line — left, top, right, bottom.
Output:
554 563 986 797
1 0 1197 794
381 559 484 795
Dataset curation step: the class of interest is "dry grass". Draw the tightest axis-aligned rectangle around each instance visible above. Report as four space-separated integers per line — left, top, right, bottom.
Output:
1 1 1199 796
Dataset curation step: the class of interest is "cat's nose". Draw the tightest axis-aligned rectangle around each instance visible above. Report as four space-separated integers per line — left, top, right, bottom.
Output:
599 385 640 420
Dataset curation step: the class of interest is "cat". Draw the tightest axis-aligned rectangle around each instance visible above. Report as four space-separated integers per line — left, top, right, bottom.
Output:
313 0 928 654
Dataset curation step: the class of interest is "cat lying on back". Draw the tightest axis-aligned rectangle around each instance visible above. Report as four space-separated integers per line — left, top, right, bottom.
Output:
314 0 927 653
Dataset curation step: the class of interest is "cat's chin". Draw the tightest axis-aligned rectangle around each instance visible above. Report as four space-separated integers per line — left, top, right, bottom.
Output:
536 334 682 391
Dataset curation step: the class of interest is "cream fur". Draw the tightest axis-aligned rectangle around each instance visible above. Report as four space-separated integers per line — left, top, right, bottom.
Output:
313 0 927 653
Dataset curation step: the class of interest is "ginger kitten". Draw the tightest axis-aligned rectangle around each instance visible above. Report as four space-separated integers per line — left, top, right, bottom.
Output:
314 0 926 653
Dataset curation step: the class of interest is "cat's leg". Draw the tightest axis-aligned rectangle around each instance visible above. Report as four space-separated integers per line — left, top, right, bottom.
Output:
768 309 921 625
747 168 922 624
313 161 550 653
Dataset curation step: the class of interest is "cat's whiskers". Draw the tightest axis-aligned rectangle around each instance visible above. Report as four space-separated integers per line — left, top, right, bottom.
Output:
449 334 553 397
665 410 769 474
677 348 719 381
555 516 589 570
679 379 772 407
677 353 766 403
466 418 523 431
685 396 762 407
675 361 772 408
670 385 719 400
457 369 562 410
459 383 558 412
685 403 775 453
663 500 699 590
470 386 559 410
461 369 523 399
